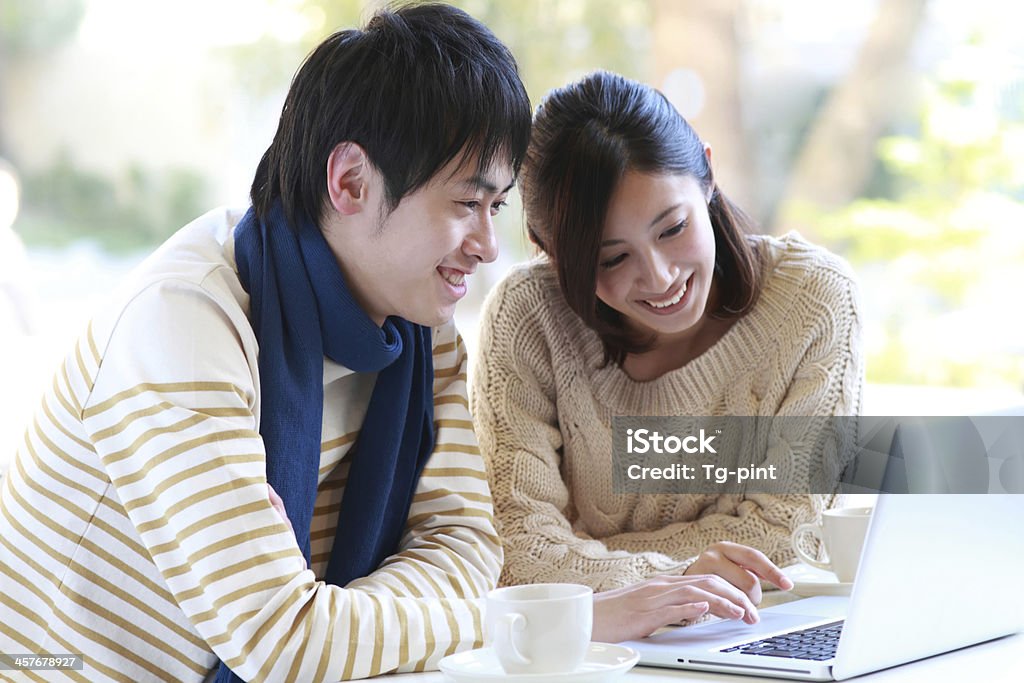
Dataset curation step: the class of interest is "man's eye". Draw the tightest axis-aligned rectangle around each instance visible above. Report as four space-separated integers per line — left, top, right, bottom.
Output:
490 200 508 215
460 200 481 210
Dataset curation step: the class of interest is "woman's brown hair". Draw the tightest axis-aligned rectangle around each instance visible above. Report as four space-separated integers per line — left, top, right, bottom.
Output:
520 71 764 366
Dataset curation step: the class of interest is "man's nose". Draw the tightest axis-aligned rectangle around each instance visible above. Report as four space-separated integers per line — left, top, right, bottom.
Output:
464 213 498 263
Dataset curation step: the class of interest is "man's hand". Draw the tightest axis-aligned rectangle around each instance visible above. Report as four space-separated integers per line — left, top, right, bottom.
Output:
267 483 311 569
267 483 295 538
684 541 794 608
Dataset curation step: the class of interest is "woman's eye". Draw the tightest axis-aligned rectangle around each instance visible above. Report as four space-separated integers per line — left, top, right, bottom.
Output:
661 220 687 238
600 253 627 269
460 200 481 210
490 200 508 215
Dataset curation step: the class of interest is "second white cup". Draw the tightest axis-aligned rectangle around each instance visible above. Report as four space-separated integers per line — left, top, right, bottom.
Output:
791 507 873 583
485 583 593 675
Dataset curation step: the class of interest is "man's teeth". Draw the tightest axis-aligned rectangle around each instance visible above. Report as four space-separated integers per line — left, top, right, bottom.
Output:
645 283 686 308
440 269 465 286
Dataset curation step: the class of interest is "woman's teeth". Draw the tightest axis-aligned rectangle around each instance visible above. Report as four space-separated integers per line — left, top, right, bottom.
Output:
440 269 465 286
645 282 686 308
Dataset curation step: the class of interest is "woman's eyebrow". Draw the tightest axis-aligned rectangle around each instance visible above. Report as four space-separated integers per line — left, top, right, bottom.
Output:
601 203 684 247
646 203 682 228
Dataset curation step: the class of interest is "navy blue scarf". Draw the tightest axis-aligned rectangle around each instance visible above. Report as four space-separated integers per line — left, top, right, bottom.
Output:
215 204 435 682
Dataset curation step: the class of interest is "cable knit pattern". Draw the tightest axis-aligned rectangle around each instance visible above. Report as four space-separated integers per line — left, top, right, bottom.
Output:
470 232 864 591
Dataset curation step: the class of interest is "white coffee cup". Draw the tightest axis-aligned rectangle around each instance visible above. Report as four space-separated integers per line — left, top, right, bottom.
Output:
791 507 873 583
485 583 593 675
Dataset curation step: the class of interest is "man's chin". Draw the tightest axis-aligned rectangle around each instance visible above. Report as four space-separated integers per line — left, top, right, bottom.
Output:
399 306 455 329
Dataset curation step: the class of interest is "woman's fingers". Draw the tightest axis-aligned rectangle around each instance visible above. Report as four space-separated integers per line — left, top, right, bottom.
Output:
634 602 708 643
715 542 794 592
593 578 720 642
673 601 711 621
592 571 774 642
697 559 763 604
688 552 761 606
668 578 759 624
639 574 758 624
686 542 794 601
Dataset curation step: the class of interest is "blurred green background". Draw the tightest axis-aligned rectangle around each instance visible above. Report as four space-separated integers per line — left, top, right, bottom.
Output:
1 0 1022 433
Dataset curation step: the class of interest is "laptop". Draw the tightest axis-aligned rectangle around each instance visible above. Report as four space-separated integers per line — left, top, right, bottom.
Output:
624 494 1024 680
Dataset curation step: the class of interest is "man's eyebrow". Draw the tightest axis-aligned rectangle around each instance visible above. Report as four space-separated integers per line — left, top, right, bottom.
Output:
457 174 515 194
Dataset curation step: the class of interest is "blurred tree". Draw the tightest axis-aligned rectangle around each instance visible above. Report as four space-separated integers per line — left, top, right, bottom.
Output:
0 0 86 158
454 0 649 106
773 0 929 237
651 0 752 211
19 149 208 252
812 69 1024 388
0 0 83 54
220 0 651 108
212 0 365 98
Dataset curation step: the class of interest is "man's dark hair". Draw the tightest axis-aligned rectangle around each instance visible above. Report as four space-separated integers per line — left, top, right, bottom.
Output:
521 71 765 367
251 2 531 229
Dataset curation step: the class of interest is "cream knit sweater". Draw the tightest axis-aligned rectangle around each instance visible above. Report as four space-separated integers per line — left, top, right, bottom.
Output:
470 233 864 591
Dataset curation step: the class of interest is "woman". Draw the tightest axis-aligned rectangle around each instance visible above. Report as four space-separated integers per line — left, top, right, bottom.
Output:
471 71 863 638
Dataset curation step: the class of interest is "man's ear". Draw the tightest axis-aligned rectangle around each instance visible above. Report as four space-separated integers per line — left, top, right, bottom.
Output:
326 142 371 216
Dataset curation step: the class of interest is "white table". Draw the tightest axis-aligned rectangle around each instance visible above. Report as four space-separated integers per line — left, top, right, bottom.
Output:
374 588 1024 683
374 632 1024 683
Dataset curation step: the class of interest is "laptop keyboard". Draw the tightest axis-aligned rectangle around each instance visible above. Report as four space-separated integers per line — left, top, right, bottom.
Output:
719 620 844 661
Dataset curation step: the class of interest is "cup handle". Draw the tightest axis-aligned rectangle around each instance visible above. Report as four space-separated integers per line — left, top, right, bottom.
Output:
494 613 531 668
791 523 832 571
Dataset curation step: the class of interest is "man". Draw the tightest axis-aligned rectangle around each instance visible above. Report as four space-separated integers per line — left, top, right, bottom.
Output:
0 4 799 680
0 4 529 680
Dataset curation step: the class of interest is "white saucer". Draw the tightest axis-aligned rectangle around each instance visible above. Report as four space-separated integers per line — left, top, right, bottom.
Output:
439 642 639 683
782 562 853 597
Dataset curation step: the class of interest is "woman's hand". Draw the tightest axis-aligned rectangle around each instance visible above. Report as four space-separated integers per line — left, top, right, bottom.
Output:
591 573 762 643
684 541 794 606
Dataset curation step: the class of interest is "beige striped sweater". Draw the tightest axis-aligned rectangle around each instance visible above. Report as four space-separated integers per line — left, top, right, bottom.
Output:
470 233 864 590
0 208 500 682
